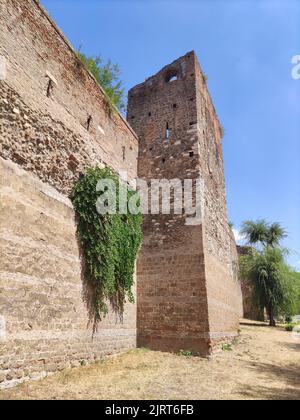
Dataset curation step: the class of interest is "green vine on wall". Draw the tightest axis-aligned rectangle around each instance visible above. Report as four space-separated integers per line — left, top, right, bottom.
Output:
71 167 143 334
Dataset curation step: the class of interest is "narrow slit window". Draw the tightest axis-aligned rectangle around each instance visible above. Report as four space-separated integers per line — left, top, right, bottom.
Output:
87 115 92 131
166 123 170 141
46 79 54 98
122 146 126 161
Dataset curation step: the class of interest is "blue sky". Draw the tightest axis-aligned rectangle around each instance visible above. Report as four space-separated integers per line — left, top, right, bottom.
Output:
41 0 300 269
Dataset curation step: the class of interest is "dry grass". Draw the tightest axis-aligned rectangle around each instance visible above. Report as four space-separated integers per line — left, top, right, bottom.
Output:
1 320 299 400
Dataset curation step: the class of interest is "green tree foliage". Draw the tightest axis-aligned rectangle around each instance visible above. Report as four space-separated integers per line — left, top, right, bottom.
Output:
240 219 287 248
77 51 125 112
239 220 297 326
71 167 143 334
293 272 300 314
240 247 298 326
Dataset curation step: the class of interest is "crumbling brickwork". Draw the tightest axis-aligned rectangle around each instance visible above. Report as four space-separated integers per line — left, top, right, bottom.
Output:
0 0 138 388
0 159 136 389
128 52 242 354
0 0 243 389
0 0 138 195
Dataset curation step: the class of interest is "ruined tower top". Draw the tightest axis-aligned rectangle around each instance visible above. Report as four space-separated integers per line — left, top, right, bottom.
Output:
128 51 222 151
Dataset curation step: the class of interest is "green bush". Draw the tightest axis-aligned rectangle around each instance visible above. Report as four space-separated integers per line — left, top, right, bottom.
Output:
222 344 233 352
178 350 200 358
285 323 297 332
77 51 125 112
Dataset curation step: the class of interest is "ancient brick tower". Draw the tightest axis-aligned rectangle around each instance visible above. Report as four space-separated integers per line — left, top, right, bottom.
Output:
128 51 242 355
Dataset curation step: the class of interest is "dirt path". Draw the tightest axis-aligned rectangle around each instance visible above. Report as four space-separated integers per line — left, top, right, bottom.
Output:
1 320 299 400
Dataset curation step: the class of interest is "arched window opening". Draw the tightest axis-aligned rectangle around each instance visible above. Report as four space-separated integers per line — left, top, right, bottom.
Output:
165 70 178 83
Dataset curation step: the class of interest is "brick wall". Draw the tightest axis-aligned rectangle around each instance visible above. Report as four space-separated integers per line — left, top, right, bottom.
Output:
193 55 243 340
0 159 137 389
0 0 138 195
128 52 242 354
0 0 138 388
0 0 243 388
128 52 211 354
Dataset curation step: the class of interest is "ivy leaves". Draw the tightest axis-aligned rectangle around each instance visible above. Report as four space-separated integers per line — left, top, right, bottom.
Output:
71 167 143 334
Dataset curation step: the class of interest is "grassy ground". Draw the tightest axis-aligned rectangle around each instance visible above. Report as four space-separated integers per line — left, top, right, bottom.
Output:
1 320 299 400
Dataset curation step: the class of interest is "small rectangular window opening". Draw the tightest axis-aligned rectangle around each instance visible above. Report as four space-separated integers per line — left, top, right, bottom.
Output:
87 115 93 131
46 79 54 98
122 146 126 161
166 123 170 141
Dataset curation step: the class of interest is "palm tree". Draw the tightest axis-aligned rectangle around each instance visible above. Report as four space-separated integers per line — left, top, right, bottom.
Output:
268 222 287 247
240 219 287 248
239 220 296 327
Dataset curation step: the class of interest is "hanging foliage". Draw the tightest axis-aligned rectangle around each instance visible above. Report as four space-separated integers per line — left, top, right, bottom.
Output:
71 167 143 334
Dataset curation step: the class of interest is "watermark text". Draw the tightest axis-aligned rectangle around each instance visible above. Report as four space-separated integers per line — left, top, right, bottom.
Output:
291 55 300 80
0 56 7 80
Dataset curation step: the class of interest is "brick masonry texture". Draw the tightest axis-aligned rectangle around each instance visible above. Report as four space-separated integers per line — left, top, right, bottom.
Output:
0 158 136 389
0 0 138 388
0 0 243 387
128 52 243 354
0 0 138 195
